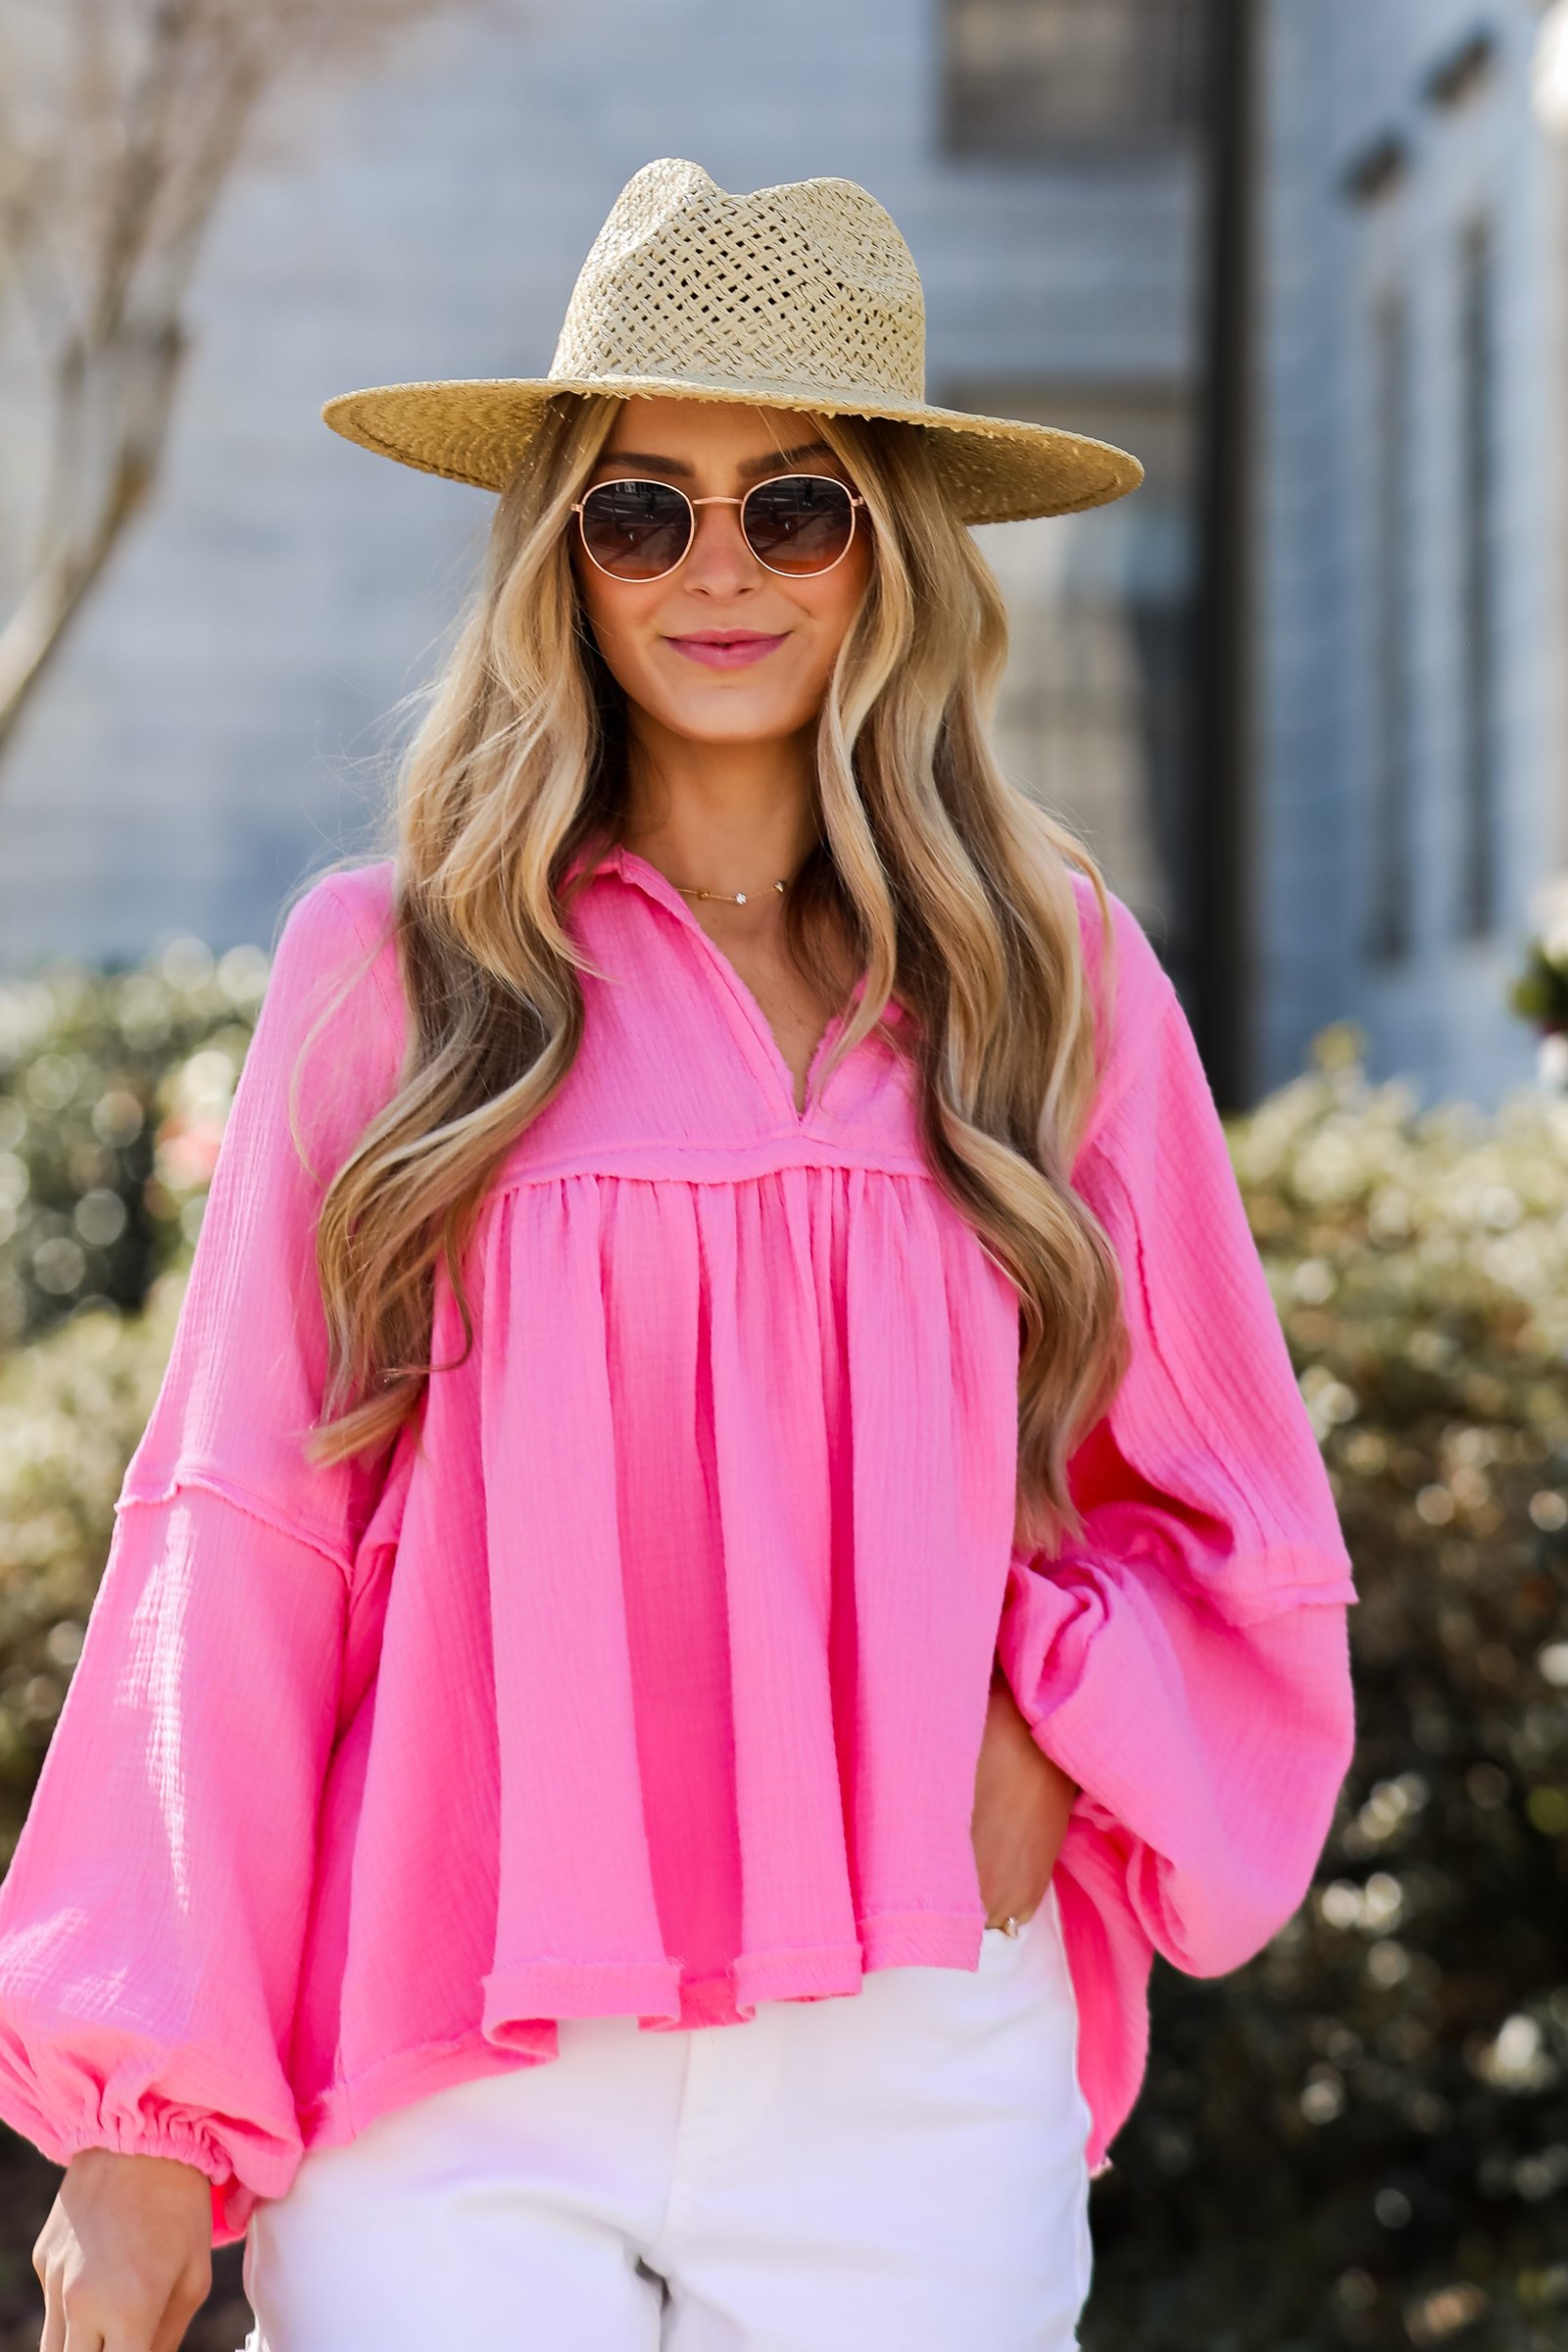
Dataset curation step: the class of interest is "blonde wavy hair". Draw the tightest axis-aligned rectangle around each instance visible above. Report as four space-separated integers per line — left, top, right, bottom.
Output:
295 391 1130 1551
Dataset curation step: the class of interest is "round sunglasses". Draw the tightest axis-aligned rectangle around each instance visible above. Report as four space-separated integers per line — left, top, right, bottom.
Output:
571 471 866 583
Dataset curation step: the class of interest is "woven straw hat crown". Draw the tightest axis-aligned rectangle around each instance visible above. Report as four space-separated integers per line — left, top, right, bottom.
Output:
322 159 1144 525
551 158 927 412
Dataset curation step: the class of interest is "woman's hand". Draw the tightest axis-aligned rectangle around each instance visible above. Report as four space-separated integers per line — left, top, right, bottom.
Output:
971 1663 1079 1928
32 2148 212 2352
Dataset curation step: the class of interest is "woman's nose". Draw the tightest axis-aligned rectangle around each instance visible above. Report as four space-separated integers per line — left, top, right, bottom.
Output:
681 498 759 596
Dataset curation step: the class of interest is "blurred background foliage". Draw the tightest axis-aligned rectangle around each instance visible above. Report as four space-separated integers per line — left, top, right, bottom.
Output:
0 965 1565 2347
0 934 268 1348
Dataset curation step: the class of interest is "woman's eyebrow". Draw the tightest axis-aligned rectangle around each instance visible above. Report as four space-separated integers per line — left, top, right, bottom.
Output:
736 439 835 478
589 438 838 482
590 451 695 477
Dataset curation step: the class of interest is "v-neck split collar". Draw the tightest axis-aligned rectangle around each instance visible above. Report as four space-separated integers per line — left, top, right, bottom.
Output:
563 836 906 1130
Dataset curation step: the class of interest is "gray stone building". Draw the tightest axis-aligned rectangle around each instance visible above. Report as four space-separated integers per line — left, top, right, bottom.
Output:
1257 0 1568 1101
1 0 1563 1106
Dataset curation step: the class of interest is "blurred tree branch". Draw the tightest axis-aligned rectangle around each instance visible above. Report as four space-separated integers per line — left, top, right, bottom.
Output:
0 0 467 775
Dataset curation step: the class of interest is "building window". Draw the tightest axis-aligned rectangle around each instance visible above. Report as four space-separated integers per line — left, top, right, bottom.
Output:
1366 284 1414 962
942 0 1206 158
1456 212 1499 938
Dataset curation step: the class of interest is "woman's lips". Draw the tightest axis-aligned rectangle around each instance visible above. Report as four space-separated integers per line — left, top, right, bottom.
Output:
664 631 788 670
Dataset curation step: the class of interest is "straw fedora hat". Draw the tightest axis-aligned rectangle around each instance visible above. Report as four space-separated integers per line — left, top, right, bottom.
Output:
321 157 1144 526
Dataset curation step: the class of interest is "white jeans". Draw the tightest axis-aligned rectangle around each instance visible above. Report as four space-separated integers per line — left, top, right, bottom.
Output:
241 1882 1094 2352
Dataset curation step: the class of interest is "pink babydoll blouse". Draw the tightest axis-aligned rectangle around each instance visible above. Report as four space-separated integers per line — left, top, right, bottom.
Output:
0 847 1358 2245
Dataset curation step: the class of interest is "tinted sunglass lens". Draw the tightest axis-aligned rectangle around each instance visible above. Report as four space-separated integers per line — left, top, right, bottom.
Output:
579 481 692 578
744 476 856 572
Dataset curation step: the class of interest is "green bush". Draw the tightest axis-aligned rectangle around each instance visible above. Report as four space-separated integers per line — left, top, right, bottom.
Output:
0 938 267 1348
1083 1026 1568 2352
1 975 1566 2345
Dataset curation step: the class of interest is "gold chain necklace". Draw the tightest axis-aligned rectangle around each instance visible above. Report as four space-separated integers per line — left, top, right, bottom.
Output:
672 877 788 906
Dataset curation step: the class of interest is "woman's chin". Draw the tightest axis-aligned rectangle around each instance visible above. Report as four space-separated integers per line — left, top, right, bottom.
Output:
643 692 819 746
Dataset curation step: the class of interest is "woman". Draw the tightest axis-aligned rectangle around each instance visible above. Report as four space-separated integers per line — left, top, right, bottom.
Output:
0 161 1358 2352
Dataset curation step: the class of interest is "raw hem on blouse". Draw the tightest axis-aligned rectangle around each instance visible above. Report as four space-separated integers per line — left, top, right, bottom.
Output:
481 1958 683 2033
477 1909 986 2043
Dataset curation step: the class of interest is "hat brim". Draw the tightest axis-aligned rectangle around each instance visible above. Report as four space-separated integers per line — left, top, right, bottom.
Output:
319 374 1143 525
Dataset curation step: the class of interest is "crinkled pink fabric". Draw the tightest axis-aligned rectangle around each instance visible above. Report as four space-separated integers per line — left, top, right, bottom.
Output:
0 847 1357 2245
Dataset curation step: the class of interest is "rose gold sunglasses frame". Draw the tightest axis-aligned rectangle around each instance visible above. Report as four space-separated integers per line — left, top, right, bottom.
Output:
570 472 867 584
